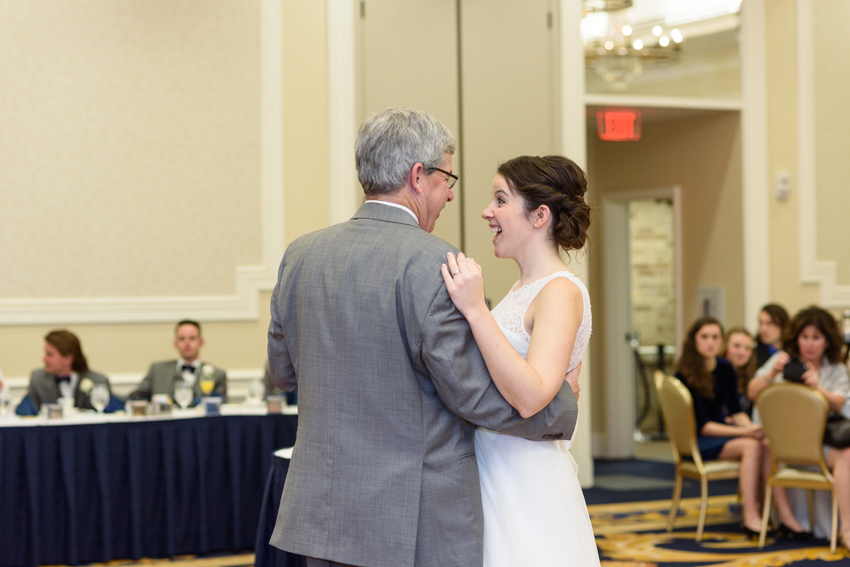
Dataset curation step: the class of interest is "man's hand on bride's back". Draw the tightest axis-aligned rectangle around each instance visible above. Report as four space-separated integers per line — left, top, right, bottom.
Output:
441 252 488 318
565 361 581 401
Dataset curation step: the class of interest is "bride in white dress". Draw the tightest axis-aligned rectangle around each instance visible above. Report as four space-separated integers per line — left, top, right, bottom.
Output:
442 155 599 566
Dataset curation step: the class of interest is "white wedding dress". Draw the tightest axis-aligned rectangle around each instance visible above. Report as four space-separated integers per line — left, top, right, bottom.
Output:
476 271 599 566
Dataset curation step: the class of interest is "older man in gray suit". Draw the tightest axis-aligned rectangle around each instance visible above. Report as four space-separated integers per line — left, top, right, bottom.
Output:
268 108 579 567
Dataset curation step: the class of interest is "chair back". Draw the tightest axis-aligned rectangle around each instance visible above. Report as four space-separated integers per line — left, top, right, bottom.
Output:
653 370 666 393
658 376 702 467
757 382 829 467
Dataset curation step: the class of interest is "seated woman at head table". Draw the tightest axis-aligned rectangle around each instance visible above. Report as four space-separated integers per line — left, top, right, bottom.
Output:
749 305 850 547
25 329 112 413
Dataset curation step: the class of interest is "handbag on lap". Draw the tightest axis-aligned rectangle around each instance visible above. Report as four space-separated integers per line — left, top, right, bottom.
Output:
824 413 850 448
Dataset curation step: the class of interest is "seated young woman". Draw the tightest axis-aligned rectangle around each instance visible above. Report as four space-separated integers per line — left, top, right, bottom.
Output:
754 304 789 368
675 317 805 538
722 327 757 416
749 306 850 546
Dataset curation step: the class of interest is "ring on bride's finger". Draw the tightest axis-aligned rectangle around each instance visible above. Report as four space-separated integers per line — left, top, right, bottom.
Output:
452 270 460 276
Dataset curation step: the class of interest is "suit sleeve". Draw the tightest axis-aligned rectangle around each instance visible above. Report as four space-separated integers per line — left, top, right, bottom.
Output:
268 259 297 393
214 370 228 400
130 365 155 400
27 371 43 411
419 284 578 441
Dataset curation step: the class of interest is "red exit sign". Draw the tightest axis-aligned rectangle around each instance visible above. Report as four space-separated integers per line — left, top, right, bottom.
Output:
597 110 641 141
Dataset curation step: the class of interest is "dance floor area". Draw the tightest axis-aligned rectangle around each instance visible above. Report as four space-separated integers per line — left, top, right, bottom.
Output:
588 455 849 566
54 451 850 567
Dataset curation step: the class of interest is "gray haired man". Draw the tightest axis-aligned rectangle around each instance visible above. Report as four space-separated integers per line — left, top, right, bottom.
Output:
267 108 579 567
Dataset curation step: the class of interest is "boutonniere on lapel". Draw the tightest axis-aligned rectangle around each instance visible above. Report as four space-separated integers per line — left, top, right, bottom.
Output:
202 364 216 378
79 378 94 395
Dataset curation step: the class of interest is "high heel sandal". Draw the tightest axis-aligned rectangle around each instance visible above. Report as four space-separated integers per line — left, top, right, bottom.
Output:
741 523 775 539
777 523 813 541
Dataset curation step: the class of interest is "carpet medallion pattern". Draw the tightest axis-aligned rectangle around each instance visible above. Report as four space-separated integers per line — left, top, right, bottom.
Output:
589 495 850 566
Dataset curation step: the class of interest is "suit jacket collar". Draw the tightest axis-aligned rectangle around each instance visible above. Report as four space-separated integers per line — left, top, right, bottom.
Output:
352 201 421 229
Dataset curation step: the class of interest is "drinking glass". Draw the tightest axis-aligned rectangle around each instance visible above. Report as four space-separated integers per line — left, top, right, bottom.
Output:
199 376 215 397
90 384 109 413
247 379 264 405
174 380 193 410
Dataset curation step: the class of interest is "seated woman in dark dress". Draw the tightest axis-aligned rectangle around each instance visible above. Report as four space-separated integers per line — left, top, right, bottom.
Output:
675 317 804 538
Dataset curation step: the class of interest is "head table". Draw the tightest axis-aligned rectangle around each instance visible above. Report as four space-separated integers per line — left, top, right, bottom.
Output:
0 405 298 567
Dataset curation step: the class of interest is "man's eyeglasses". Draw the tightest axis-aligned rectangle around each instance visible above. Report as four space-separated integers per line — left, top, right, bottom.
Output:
430 167 458 189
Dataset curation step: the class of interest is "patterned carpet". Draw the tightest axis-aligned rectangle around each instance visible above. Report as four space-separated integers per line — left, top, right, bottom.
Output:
590 494 850 566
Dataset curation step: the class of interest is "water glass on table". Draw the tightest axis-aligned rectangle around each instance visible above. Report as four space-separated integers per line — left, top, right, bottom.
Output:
90 383 109 413
174 380 193 410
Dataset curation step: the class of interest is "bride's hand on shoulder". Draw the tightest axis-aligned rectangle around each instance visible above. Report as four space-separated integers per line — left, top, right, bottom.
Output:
441 252 487 318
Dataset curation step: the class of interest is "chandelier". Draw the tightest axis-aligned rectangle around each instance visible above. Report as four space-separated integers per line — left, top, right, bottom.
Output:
583 11 683 90
584 0 633 12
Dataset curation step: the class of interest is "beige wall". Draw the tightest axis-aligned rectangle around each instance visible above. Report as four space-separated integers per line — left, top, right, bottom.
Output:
764 0 820 311
0 0 262 299
813 1 850 286
588 110 744 435
0 1 330 384
762 0 850 314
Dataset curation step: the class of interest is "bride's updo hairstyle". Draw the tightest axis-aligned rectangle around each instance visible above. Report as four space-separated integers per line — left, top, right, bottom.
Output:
497 155 591 252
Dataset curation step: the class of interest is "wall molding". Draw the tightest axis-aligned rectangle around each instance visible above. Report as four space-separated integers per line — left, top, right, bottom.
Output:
740 0 770 328
327 0 359 225
0 0 285 326
559 0 594 487
796 0 850 307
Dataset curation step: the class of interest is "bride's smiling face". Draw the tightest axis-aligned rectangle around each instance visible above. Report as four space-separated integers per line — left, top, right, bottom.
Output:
482 174 536 259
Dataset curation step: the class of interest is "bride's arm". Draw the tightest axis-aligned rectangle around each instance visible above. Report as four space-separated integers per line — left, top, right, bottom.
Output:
442 253 583 418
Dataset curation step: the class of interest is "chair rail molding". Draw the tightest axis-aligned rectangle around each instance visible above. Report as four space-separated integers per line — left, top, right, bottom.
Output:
796 0 850 307
0 0 285 326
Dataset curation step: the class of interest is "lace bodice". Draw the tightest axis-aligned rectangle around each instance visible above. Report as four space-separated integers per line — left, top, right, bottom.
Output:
490 271 591 372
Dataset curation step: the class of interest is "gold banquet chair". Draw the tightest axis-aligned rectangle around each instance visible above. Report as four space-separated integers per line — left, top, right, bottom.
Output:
657 376 741 541
756 383 837 553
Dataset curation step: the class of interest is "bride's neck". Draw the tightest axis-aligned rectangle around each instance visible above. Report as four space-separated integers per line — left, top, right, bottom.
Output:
515 245 568 286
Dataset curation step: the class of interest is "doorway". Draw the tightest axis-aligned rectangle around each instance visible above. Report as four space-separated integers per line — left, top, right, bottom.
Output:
600 186 682 458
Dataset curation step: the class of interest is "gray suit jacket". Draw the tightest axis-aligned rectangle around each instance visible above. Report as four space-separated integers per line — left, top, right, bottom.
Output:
27 368 111 411
130 360 227 402
268 202 578 567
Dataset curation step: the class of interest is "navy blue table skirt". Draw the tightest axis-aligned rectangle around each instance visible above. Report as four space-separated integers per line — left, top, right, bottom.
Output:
254 451 307 567
0 414 297 567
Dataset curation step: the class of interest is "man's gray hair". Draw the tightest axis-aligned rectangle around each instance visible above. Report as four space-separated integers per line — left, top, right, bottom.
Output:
355 108 456 196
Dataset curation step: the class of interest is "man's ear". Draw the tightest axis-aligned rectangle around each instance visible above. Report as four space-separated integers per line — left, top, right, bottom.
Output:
408 163 426 195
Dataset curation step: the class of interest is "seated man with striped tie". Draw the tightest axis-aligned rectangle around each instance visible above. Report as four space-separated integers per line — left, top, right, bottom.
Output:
130 320 227 405
27 329 112 412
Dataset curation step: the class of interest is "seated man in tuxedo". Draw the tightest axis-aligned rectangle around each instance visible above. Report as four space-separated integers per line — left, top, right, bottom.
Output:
27 329 112 412
131 320 227 403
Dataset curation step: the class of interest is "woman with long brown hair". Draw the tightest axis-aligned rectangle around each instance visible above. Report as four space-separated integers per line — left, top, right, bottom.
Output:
749 306 850 545
675 317 802 538
25 329 112 412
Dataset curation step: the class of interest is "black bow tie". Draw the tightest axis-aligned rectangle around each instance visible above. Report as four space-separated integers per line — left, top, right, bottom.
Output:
55 375 71 383
181 364 196 374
